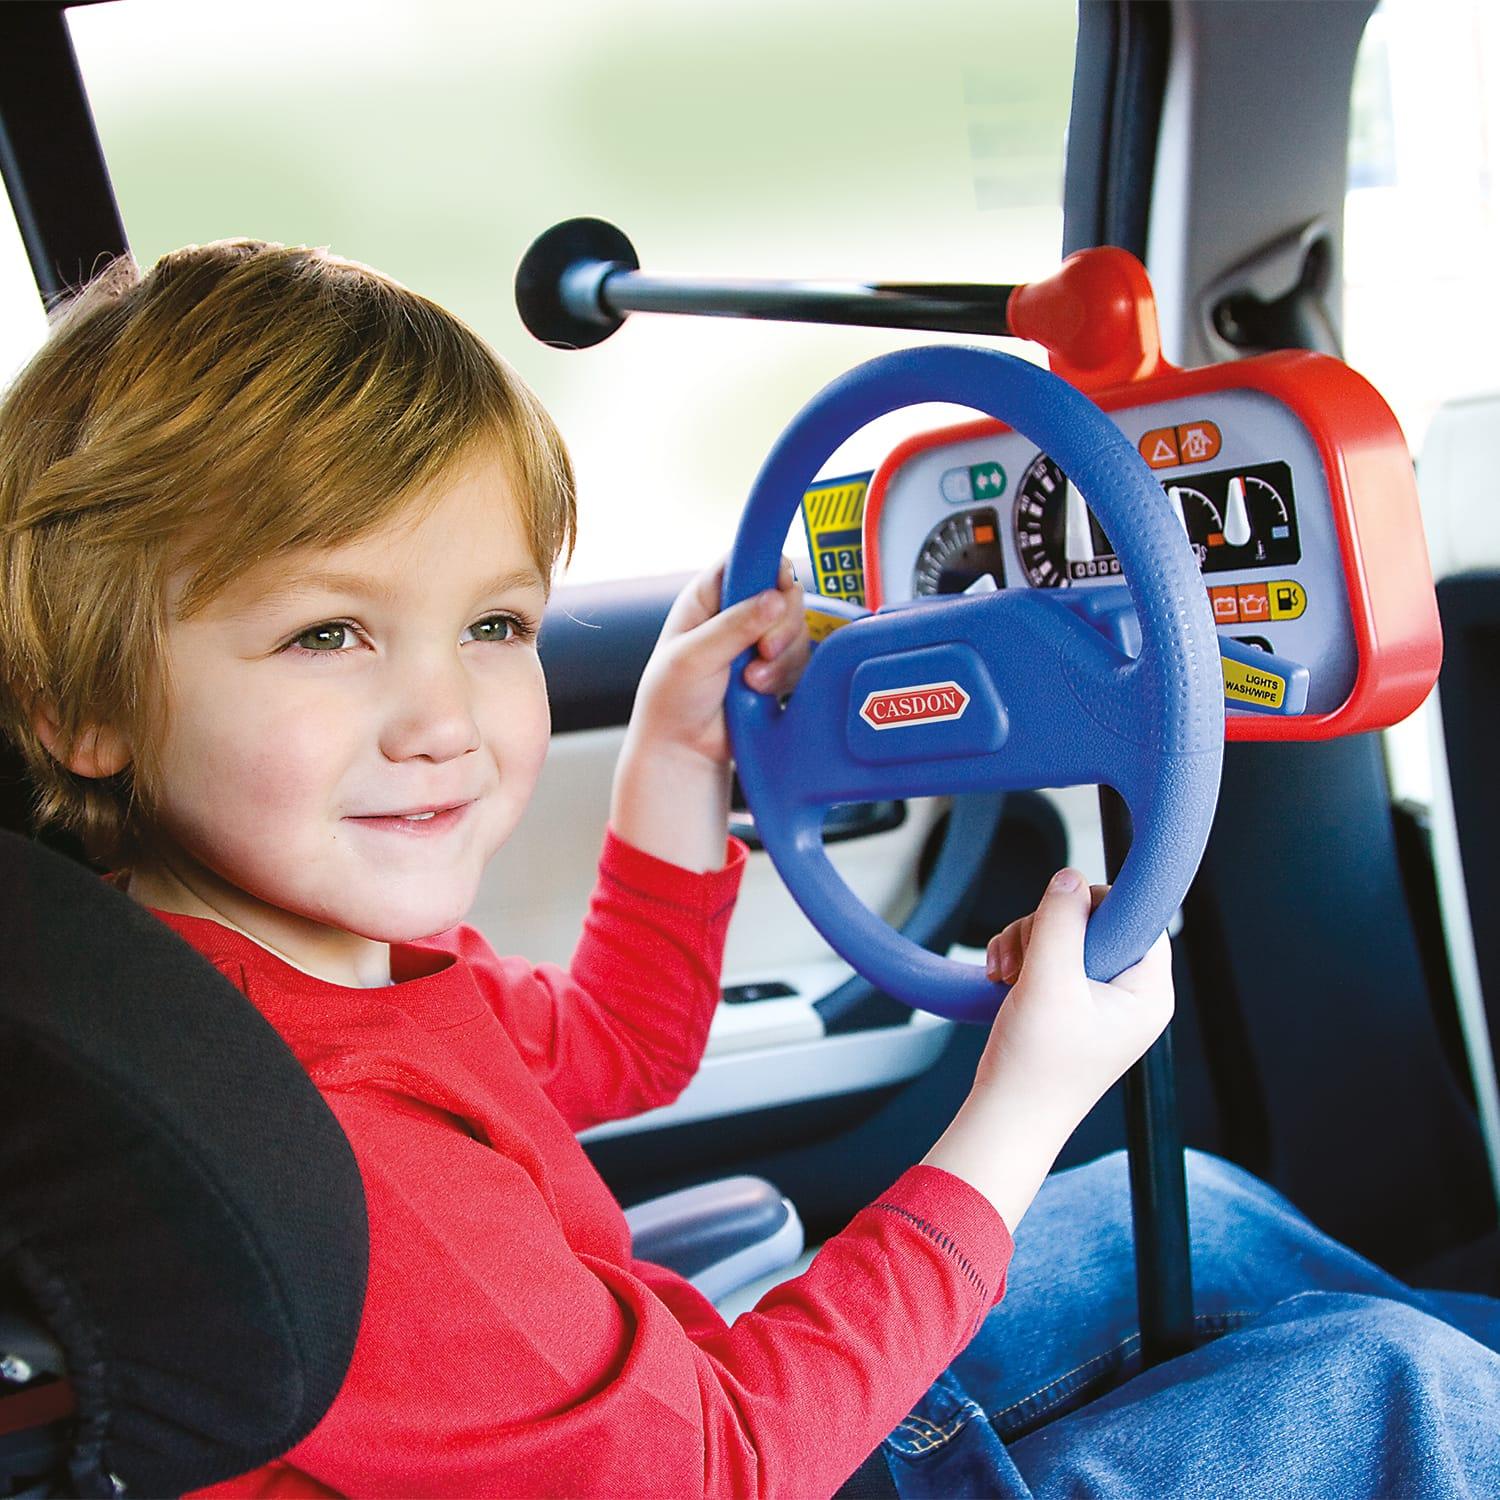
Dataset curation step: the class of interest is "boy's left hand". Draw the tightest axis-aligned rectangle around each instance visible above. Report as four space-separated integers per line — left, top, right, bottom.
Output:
610 558 809 871
631 557 809 768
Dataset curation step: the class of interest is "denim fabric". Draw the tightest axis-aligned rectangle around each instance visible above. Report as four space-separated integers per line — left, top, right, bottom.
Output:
881 1150 1500 1498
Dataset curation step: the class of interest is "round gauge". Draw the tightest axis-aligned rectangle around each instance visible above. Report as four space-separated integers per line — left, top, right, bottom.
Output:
1242 474 1291 562
912 507 1006 596
1012 452 1120 587
1163 483 1223 568
1013 453 1067 587
1198 464 1299 572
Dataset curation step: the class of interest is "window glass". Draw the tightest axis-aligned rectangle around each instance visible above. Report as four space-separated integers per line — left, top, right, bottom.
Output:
0 206 49 387
1345 0 1500 455
1348 0 1498 805
66 0 1077 583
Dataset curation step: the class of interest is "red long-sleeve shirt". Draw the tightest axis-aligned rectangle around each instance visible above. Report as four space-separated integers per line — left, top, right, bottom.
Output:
163 831 1012 1498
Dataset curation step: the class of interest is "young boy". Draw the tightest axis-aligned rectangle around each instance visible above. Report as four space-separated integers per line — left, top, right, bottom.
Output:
23 241 1488 1499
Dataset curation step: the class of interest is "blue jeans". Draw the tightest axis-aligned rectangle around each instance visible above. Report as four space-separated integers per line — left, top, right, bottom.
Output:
881 1150 1500 1498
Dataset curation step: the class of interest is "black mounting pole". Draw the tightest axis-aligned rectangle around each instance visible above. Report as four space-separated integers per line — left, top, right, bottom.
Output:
1099 785 1197 1366
517 218 1015 350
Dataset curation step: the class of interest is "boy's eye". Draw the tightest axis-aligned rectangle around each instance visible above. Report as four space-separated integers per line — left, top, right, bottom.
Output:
293 622 354 652
463 614 526 644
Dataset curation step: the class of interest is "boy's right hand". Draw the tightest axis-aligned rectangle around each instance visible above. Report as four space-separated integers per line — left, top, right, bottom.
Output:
976 869 1173 1135
921 870 1173 1231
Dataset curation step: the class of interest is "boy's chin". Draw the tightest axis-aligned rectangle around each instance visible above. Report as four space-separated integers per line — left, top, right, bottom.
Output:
333 887 476 945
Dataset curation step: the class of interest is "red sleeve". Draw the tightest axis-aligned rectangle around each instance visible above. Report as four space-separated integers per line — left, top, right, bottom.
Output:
439 829 746 1130
197 1092 1012 1500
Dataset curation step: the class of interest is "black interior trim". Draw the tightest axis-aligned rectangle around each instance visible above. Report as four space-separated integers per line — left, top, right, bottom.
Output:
0 2 128 305
1062 0 1172 259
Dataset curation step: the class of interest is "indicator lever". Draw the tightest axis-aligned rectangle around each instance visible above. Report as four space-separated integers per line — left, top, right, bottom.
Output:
1217 635 1309 716
1050 586 1309 716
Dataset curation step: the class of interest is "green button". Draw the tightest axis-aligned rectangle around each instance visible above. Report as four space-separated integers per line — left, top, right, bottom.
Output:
969 462 1006 499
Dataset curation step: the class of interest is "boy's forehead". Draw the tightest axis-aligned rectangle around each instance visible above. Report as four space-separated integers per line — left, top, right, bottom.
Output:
176 452 546 619
211 562 547 620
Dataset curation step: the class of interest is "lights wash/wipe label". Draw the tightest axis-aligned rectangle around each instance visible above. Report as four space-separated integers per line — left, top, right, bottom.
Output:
1222 655 1288 709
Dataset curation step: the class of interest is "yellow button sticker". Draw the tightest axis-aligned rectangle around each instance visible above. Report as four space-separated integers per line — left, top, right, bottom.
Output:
805 606 853 643
1222 655 1288 709
1267 579 1307 620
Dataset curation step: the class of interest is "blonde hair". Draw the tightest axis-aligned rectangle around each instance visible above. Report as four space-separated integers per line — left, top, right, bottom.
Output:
0 239 575 863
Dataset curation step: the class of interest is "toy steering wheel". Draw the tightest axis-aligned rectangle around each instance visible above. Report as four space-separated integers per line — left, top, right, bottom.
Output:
723 346 1224 1023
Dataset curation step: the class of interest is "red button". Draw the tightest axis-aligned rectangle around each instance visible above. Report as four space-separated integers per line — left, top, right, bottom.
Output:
1236 583 1270 622
1209 586 1240 624
1175 420 1222 464
1140 427 1181 469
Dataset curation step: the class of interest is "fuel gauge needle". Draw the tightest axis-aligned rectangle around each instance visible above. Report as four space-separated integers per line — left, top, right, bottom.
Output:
1168 486 1190 536
1064 479 1094 571
1224 474 1252 547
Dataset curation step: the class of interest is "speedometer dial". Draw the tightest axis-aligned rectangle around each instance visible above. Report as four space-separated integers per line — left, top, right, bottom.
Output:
912 507 1007 596
1012 453 1119 587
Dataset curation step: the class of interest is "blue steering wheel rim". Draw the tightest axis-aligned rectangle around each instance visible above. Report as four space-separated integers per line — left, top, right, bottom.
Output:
724 345 1224 1023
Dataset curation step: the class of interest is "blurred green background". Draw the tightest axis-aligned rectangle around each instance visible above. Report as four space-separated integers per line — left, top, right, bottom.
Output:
48 0 1077 582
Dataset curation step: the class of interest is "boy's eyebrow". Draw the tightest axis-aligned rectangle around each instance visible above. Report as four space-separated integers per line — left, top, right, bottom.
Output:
231 567 548 617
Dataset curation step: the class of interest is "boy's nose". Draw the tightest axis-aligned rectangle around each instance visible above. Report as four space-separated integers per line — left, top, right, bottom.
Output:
378 662 482 764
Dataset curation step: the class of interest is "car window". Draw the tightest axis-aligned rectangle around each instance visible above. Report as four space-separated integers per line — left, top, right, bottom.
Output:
1347 0 1498 805
66 0 1078 584
1345 0 1499 456
0 201 49 386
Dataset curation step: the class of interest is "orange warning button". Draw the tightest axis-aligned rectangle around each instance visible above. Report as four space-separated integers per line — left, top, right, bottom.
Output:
1235 583 1271 623
1140 427 1181 469
1209 586 1240 625
1175 420 1223 465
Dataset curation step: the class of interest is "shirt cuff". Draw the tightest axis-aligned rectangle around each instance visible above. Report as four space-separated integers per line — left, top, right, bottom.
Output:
874 1163 1014 1307
600 826 748 920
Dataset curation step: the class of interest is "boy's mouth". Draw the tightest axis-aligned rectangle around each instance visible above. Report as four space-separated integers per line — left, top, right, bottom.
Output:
346 801 475 835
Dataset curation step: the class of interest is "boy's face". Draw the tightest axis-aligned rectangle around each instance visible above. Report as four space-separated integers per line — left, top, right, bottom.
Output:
135 447 551 964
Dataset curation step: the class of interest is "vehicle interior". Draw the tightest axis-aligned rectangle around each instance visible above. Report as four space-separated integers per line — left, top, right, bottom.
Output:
2 0 1498 1493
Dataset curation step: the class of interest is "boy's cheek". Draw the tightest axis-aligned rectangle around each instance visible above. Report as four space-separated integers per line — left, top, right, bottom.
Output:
158 701 352 819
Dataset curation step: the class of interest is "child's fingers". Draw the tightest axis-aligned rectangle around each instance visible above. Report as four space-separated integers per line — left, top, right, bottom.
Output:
745 635 810 695
1014 869 1090 979
674 587 785 674
663 560 728 636
745 572 810 694
985 889 1058 984
667 555 795 639
753 579 810 663
986 922 1023 983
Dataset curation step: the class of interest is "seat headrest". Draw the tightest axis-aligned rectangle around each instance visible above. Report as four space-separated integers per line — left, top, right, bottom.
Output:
0 832 366 1496
1418 392 1500 581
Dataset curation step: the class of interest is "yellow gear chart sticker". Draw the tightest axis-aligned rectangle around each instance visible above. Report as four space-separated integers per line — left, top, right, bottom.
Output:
801 472 872 606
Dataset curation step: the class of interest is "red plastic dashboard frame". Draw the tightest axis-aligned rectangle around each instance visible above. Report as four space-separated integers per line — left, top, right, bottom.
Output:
861 252 1440 742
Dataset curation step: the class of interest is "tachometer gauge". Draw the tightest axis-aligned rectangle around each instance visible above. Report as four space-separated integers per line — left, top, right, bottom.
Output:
912 507 1007 595
1012 452 1119 587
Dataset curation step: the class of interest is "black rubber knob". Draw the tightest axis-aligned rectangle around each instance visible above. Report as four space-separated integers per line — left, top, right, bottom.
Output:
515 217 640 349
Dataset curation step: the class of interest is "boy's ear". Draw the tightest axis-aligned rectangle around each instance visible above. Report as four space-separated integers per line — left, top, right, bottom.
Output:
31 702 132 779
